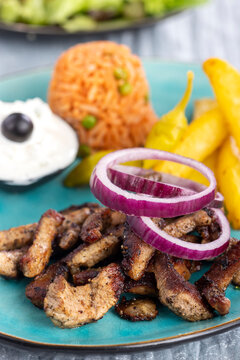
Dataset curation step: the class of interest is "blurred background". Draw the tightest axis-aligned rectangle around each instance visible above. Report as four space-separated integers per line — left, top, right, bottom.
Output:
0 0 237 76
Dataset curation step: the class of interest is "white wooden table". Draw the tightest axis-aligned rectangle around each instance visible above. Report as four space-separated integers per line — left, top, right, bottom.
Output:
0 0 239 358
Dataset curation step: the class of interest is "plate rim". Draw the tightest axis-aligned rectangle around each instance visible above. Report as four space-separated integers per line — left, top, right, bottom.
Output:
0 317 239 352
0 10 182 36
0 63 239 352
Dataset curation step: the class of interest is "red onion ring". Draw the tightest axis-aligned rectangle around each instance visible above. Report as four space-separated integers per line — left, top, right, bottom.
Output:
90 148 217 218
127 209 230 260
108 165 223 208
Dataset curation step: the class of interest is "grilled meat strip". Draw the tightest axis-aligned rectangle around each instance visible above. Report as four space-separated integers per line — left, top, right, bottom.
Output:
66 234 121 273
0 223 36 251
232 271 240 286
58 206 99 250
72 268 99 286
0 203 98 253
153 252 213 321
181 234 201 243
26 262 68 308
115 297 158 321
21 210 64 278
80 208 112 243
122 226 155 281
80 208 126 244
195 208 221 244
171 258 191 281
124 272 157 297
121 212 208 282
161 210 212 238
58 223 81 251
44 263 124 328
195 240 240 315
0 247 28 278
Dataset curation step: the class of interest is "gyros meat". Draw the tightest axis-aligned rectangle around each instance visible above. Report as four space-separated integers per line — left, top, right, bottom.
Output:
67 234 121 272
25 262 68 308
21 210 64 278
115 297 158 321
161 210 212 238
44 263 124 328
80 208 125 244
80 207 112 243
122 226 155 281
58 223 81 251
0 223 36 251
72 268 100 286
0 203 98 253
0 203 237 328
58 206 98 249
153 252 213 321
196 239 240 315
0 247 28 278
124 272 157 297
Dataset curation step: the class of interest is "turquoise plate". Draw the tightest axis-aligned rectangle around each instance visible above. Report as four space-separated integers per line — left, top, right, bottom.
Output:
0 61 239 351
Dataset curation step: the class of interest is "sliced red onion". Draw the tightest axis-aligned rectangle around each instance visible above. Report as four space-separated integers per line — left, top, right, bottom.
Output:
108 165 223 208
127 209 230 260
90 148 217 218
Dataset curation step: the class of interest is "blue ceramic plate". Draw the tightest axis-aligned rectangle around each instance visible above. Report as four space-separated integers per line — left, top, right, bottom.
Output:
0 61 239 351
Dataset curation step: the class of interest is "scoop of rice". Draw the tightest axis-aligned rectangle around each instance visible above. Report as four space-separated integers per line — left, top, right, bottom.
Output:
48 41 157 151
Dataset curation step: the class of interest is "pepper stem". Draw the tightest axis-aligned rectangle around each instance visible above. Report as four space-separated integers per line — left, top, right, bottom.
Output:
176 71 194 111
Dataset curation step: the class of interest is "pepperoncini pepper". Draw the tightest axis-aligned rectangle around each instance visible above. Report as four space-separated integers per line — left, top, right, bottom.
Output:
64 150 141 187
143 71 194 169
217 137 240 229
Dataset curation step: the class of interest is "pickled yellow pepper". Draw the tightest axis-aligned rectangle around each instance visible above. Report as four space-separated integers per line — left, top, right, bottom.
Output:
186 150 219 186
143 71 194 169
217 137 240 229
204 58 240 151
64 151 141 187
64 150 112 187
154 107 227 177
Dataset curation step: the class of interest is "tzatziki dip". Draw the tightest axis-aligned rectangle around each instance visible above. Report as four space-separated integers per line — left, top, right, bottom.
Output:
0 98 79 185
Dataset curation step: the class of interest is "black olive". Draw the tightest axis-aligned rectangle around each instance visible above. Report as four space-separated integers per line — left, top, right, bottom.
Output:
1 113 33 143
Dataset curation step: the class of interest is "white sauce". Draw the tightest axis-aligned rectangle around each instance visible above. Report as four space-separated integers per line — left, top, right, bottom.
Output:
0 98 79 185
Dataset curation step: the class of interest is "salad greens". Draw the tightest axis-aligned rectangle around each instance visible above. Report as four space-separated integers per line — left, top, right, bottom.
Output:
0 0 207 32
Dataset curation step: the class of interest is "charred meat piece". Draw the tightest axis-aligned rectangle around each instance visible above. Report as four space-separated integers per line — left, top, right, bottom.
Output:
110 211 126 226
25 262 68 308
122 226 155 281
153 253 213 321
61 208 92 228
80 208 124 244
115 297 158 322
80 208 112 243
0 223 36 251
44 263 124 328
72 268 99 286
185 260 201 274
195 240 240 315
171 257 191 281
58 207 98 250
58 223 81 251
21 210 64 278
0 204 99 253
67 234 121 273
197 209 221 244
232 271 240 286
162 210 212 238
0 247 28 278
124 272 157 297
181 234 201 243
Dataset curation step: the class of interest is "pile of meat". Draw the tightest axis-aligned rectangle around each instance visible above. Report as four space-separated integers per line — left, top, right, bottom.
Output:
0 202 239 328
